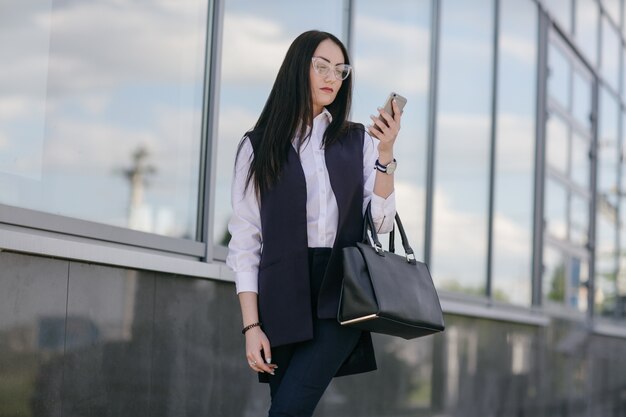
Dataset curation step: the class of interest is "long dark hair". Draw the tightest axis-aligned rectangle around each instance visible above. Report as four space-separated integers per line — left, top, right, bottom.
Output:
235 30 353 200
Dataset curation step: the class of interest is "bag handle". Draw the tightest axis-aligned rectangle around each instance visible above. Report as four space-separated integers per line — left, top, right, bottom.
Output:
362 202 417 264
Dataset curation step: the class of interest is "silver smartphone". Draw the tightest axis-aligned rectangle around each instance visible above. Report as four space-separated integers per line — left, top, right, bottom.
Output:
372 92 407 133
381 91 407 118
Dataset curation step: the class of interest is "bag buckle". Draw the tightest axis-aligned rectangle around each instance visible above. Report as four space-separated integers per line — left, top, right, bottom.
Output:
406 252 416 264
374 243 384 255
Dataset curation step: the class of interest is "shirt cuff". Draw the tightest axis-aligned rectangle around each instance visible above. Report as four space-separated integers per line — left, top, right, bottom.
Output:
370 190 396 234
371 190 396 213
235 270 258 294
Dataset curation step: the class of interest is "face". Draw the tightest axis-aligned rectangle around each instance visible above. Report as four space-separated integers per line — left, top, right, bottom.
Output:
309 38 347 117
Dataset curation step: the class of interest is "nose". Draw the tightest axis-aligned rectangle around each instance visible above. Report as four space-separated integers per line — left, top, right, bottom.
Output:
325 72 339 83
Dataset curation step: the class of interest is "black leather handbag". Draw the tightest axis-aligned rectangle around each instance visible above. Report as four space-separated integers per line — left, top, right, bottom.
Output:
338 202 445 339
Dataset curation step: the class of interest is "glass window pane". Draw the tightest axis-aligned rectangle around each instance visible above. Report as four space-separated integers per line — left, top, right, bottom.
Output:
543 245 567 304
601 17 620 91
575 0 599 66
602 0 622 25
571 132 590 188
595 214 618 317
352 0 432 259
0 0 208 239
544 177 568 240
572 69 593 132
546 114 569 173
617 126 626 320
432 0 494 296
569 256 589 311
492 0 537 306
544 0 573 34
623 2 626 38
598 88 620 207
570 193 589 247
212 1 344 247
543 246 588 311
548 43 571 110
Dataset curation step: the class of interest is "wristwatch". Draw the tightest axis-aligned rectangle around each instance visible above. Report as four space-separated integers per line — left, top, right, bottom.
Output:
375 158 397 175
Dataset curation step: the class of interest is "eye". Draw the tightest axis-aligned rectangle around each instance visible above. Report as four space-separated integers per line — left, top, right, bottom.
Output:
314 60 330 73
335 65 351 80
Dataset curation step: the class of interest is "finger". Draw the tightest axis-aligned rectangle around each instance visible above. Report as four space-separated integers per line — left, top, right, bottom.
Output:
370 114 390 134
253 350 273 374
376 110 399 135
367 124 383 140
392 99 403 123
378 106 395 126
261 341 277 374
246 354 260 372
262 340 273 366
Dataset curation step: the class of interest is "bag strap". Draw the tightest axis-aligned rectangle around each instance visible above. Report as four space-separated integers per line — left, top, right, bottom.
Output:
363 202 417 264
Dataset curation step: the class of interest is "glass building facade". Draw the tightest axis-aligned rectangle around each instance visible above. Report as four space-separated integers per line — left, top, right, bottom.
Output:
1 0 626 415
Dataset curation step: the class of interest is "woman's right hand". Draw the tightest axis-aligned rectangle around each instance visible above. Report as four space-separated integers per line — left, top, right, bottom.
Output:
245 327 278 375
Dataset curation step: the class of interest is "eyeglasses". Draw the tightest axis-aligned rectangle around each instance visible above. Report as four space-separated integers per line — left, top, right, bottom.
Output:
311 57 352 81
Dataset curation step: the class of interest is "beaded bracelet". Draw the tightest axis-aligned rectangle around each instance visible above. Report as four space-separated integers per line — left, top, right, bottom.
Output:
242 322 262 335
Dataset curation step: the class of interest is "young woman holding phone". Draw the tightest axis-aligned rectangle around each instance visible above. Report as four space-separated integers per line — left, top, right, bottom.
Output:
226 30 402 416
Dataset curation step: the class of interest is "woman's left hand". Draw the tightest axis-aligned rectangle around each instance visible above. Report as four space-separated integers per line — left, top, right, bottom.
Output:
367 99 403 156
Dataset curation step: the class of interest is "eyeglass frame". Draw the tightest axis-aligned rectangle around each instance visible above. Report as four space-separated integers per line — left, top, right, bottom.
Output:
311 56 352 81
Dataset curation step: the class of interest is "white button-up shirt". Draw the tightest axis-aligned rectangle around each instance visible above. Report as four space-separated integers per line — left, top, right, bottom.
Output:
226 108 396 294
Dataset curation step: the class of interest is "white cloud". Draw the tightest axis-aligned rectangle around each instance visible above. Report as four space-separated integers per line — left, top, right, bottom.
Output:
431 185 533 303
495 113 536 173
500 34 536 66
220 14 291 84
0 132 8 151
352 15 431 95
1 1 207 97
0 96 39 122
436 113 491 177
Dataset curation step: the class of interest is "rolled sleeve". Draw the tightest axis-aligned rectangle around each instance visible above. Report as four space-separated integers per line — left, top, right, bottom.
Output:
234 270 259 294
370 190 396 234
225 137 262 294
362 130 397 234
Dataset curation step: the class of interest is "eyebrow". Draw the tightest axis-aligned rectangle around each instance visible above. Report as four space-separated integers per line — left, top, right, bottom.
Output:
316 56 346 66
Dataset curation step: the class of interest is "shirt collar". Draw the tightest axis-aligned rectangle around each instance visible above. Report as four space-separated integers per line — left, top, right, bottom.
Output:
315 107 333 124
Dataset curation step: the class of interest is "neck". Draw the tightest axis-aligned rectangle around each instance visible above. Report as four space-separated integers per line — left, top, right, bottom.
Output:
312 105 323 119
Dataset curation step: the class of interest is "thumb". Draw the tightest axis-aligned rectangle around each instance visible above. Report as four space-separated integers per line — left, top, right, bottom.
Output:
261 338 272 364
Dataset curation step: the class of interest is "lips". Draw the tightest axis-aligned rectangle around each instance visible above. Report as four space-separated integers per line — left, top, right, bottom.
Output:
320 87 334 93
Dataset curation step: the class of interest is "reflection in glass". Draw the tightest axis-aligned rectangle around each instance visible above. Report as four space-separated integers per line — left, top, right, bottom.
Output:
432 0 493 295
597 88 620 207
544 0 573 33
601 17 620 91
492 0 537 306
595 214 618 317
352 0 431 260
569 193 589 247
602 0 622 25
546 114 569 173
542 245 587 311
594 88 622 321
548 42 570 110
543 245 567 304
572 69 592 131
544 178 567 240
212 0 344 248
571 132 590 188
0 0 208 239
569 256 589 310
575 0 599 66
620 110 626 320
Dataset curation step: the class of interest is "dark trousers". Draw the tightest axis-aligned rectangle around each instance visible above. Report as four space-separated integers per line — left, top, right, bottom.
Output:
267 247 361 417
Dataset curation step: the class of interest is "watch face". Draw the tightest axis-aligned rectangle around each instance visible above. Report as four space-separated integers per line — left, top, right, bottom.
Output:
386 161 397 174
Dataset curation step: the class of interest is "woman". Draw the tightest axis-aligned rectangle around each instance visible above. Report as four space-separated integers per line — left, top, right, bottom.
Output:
226 30 401 416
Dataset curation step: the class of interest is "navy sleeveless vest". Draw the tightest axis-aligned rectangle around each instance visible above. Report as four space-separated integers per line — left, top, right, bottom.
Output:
247 122 376 377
